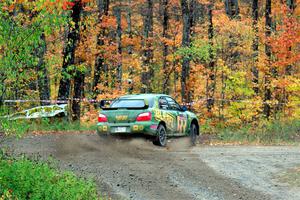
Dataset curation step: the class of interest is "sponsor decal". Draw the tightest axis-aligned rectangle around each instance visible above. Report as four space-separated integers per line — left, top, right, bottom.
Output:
154 109 176 130
116 115 128 121
177 114 187 133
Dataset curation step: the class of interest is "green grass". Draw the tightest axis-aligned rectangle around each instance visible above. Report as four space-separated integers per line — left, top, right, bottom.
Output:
28 118 96 132
215 119 300 144
0 118 31 138
0 117 96 138
0 153 101 200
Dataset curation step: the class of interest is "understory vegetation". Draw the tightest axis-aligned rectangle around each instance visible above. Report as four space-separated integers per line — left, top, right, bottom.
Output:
215 119 300 144
1 113 299 145
0 152 101 200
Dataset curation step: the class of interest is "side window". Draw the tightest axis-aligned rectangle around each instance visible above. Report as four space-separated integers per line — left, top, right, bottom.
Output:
165 97 181 111
158 97 168 110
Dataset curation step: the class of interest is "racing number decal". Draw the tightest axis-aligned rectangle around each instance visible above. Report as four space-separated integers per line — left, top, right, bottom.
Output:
154 109 176 130
116 115 128 120
177 114 187 133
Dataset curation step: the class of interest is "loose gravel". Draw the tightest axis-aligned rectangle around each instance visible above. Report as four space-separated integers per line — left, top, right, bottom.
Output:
2 132 299 200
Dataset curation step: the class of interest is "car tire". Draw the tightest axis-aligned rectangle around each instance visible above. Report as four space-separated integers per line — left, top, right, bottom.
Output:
190 123 198 146
153 124 167 147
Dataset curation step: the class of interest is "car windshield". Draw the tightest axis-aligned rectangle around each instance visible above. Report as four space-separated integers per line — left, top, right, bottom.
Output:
110 99 146 108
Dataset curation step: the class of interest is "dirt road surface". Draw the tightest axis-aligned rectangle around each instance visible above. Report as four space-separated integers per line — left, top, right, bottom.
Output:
1 132 300 200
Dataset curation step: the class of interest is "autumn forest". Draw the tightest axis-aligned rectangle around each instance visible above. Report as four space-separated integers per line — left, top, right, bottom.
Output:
0 0 299 130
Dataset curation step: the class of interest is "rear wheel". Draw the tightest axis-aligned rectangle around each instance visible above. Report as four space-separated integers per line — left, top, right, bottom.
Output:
153 124 167 147
190 123 198 146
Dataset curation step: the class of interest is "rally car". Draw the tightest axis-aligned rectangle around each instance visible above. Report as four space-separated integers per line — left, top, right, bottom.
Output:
96 94 199 146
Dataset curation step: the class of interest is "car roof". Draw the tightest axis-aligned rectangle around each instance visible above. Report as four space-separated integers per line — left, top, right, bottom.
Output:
119 94 169 99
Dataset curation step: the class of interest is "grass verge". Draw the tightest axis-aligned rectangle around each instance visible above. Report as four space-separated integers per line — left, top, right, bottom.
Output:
0 117 96 138
29 118 96 132
0 152 101 200
202 119 300 145
2 112 300 145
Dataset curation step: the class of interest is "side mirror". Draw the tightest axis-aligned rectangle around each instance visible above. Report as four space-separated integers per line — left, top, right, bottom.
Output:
181 105 187 112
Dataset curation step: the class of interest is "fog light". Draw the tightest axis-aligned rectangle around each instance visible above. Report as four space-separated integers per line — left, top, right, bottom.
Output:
150 125 158 130
133 125 139 131
103 126 107 131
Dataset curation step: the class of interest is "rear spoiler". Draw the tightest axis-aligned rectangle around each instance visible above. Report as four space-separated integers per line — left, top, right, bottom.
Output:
100 99 149 110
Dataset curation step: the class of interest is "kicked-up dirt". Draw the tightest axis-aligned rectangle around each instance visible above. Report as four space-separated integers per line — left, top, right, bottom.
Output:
1 132 300 200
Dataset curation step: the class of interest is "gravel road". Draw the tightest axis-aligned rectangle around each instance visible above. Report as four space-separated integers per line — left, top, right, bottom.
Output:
1 132 300 200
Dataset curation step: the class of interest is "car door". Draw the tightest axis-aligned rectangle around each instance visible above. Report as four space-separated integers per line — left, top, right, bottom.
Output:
157 96 177 134
165 97 188 136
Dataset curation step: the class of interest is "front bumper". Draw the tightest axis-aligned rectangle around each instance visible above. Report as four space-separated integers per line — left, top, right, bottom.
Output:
97 121 158 136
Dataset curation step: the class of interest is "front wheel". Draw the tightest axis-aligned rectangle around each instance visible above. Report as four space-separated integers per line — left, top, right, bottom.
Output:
153 124 167 147
190 123 198 146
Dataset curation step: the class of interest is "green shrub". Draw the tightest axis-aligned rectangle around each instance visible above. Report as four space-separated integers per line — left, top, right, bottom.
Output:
0 155 100 200
0 118 30 138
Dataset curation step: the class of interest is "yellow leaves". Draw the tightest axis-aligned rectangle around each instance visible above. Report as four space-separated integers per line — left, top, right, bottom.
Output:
160 37 174 46
286 77 300 92
15 0 26 3
8 4 15 11
122 36 141 48
101 16 117 29
272 78 291 89
194 64 205 71
1 2 17 12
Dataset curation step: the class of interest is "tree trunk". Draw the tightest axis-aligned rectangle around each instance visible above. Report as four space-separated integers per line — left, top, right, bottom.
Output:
161 0 170 94
58 1 82 100
0 77 6 107
126 0 133 94
224 0 239 19
252 0 259 94
72 70 85 121
264 0 272 118
58 1 83 121
188 0 196 103
141 0 154 93
37 33 50 105
286 0 295 75
93 0 109 97
114 7 122 90
206 2 216 112
180 0 192 102
224 0 240 72
127 0 133 55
